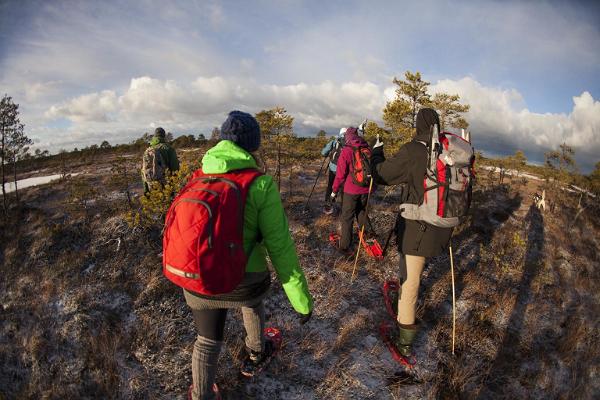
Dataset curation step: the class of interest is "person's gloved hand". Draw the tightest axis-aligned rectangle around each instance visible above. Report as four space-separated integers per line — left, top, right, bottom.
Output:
358 119 368 133
374 134 384 148
298 311 312 325
330 192 337 201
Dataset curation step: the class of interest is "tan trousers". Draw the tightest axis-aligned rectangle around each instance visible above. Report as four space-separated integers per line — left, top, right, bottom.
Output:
397 255 426 325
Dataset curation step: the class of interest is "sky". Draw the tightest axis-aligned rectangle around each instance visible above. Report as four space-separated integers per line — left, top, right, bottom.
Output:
1 0 599 172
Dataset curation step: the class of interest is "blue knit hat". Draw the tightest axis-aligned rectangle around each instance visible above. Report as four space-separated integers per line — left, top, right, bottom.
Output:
220 111 261 152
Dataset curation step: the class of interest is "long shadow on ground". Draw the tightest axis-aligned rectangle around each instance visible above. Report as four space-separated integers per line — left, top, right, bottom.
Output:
475 204 544 399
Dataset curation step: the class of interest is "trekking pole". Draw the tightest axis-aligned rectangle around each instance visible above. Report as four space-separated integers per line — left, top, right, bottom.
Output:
449 240 456 355
351 176 374 282
303 156 328 212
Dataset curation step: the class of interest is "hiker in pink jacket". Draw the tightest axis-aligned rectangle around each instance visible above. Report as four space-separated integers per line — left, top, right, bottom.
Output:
331 127 376 253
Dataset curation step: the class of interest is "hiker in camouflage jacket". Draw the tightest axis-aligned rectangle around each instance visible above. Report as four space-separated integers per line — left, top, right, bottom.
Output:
142 127 179 193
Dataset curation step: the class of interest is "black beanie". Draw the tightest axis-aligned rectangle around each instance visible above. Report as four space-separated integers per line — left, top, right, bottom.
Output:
220 111 261 152
154 127 166 139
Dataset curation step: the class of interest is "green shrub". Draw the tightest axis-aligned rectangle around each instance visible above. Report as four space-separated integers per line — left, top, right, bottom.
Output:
127 162 198 228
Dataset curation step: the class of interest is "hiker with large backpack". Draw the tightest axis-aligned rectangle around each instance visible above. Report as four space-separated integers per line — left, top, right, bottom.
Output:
321 128 347 207
330 126 376 255
371 108 475 364
141 127 180 194
162 111 313 400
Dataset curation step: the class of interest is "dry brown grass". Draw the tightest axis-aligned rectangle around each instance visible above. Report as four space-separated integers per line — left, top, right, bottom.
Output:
1 153 599 399
333 308 371 352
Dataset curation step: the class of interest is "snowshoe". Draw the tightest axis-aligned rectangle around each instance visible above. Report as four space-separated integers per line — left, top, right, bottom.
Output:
362 237 383 260
323 203 334 215
329 233 354 257
241 327 282 378
357 230 384 260
379 320 417 368
383 280 400 319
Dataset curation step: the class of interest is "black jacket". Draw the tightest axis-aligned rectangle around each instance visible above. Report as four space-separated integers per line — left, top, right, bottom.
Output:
371 109 453 257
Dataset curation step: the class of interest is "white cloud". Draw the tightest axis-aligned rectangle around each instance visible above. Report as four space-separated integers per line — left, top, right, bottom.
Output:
24 81 64 102
47 75 385 127
45 90 118 122
430 77 600 169
39 75 600 170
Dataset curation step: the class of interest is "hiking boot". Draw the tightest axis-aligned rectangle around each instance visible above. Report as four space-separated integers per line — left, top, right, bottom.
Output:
241 340 275 377
323 204 334 215
395 323 418 357
188 383 221 400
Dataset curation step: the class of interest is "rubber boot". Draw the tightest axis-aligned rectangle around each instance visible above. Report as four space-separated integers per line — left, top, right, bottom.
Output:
395 323 418 357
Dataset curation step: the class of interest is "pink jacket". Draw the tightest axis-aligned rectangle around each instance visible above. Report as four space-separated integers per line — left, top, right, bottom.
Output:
332 128 375 195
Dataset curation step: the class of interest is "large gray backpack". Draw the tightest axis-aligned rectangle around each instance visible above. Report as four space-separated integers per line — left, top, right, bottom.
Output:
400 126 475 228
142 144 168 184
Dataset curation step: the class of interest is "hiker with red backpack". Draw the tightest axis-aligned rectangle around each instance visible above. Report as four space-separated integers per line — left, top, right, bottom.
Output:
331 125 376 255
321 127 347 211
162 111 313 400
371 108 475 363
141 127 180 194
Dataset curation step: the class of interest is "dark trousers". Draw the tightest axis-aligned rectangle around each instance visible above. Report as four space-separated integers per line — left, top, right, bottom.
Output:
191 308 228 341
339 193 372 249
325 169 336 202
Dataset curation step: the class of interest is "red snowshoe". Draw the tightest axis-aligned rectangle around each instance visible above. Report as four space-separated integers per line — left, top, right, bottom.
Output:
329 231 383 260
361 236 383 260
241 327 282 378
381 280 417 368
357 230 383 260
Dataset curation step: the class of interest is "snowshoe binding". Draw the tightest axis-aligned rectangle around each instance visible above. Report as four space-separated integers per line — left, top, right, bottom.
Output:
241 327 282 378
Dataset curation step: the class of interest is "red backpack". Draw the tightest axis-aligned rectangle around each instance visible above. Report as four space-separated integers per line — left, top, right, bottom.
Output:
162 168 262 295
350 145 373 187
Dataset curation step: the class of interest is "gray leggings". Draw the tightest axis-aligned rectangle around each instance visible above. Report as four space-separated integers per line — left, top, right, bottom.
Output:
190 302 265 400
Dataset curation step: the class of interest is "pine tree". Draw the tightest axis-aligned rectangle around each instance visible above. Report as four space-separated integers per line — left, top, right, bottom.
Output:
0 95 23 215
429 93 470 130
255 107 294 191
544 142 578 185
7 122 33 203
383 71 431 141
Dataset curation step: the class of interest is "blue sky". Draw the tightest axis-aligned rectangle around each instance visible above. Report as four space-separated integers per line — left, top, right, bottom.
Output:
1 0 599 171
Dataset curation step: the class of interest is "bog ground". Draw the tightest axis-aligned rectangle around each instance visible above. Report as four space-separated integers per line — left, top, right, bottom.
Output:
1 147 599 399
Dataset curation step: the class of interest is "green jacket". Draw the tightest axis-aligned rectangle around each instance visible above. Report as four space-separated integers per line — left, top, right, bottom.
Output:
201 140 313 314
